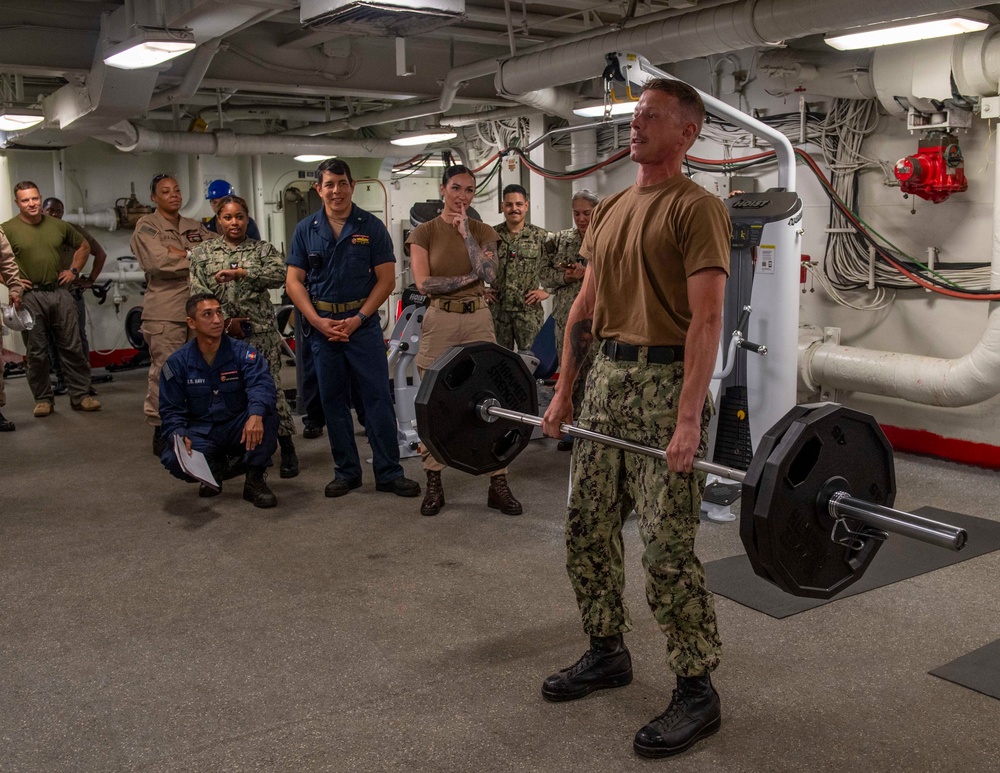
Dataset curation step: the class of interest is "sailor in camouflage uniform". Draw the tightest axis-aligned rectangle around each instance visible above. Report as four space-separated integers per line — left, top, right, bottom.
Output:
540 80 731 760
189 195 299 479
489 184 550 351
540 190 600 448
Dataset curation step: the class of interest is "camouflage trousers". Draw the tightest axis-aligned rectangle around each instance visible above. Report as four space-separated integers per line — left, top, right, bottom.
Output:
247 330 296 437
491 308 543 351
566 351 721 677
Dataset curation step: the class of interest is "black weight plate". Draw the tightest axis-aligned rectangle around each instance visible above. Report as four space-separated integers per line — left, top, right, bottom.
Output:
752 404 896 597
753 404 896 599
738 404 810 587
414 342 538 475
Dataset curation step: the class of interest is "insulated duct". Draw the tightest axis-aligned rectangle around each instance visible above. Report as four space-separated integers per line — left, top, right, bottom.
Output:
799 134 1000 408
105 123 398 157
441 106 540 128
494 86 579 121
283 101 444 136
494 0 989 97
147 38 223 111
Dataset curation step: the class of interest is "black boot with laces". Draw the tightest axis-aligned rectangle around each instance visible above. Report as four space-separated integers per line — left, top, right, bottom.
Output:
541 634 632 702
633 673 721 758
243 466 277 508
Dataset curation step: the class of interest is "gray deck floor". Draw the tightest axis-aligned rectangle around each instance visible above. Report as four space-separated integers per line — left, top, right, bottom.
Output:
1 367 998 772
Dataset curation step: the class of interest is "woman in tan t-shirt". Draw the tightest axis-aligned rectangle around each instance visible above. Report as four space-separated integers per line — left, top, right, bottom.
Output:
406 165 523 517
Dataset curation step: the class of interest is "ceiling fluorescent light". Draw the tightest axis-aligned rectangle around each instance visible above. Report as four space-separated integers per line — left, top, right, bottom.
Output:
104 28 196 70
390 130 457 147
294 154 336 163
572 101 638 118
825 14 991 51
0 108 44 132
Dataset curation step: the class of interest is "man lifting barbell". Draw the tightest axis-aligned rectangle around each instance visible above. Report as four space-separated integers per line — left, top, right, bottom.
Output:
414 79 970 761
536 78 731 760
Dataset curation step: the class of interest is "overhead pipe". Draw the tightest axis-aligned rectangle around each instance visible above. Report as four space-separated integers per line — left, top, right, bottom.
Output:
281 101 445 136
494 0 988 96
436 0 742 112
199 107 350 130
495 85 580 120
105 123 399 157
441 106 541 128
800 133 1000 407
148 37 224 111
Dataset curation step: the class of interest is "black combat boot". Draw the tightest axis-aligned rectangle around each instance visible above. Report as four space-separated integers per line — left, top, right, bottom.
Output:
541 634 633 702
487 473 522 515
152 426 165 457
0 410 14 432
420 470 444 516
278 435 299 478
633 673 721 758
243 466 277 508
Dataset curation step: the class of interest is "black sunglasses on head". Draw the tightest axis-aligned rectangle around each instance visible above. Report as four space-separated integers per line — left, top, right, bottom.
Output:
150 174 174 195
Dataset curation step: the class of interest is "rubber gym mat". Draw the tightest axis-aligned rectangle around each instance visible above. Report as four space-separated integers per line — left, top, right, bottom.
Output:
929 639 1000 702
704 508 1000 619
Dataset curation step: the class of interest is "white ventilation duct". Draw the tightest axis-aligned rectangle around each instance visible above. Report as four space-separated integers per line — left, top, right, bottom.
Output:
105 123 398 157
283 101 445 136
494 0 989 97
441 106 540 128
494 85 579 121
757 49 877 99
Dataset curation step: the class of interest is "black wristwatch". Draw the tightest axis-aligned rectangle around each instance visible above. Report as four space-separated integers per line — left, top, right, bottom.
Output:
70 267 79 276
357 311 369 323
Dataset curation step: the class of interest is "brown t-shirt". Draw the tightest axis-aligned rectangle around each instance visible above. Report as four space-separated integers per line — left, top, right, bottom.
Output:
581 174 731 346
406 217 500 302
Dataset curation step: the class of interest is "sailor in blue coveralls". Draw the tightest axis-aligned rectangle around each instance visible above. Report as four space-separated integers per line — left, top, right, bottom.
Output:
285 158 420 499
159 293 279 507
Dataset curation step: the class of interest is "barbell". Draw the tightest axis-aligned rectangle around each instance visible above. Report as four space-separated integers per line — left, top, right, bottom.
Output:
413 342 969 600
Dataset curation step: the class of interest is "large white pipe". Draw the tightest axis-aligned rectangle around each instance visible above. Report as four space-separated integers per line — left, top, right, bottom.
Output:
282 101 444 136
441 106 541 127
105 123 398 157
437 0 741 112
495 0 987 97
496 86 579 120
148 38 223 111
251 155 266 240
569 128 598 193
800 135 1000 407
180 154 204 220
64 209 117 231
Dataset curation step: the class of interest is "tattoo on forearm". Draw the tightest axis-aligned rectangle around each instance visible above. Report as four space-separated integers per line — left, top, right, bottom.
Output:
423 272 480 295
467 236 498 284
569 318 593 366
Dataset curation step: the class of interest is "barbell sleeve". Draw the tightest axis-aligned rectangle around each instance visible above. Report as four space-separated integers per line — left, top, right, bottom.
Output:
828 493 967 551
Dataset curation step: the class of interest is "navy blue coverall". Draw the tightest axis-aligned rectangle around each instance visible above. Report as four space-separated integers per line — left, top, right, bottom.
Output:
287 203 403 485
159 336 278 480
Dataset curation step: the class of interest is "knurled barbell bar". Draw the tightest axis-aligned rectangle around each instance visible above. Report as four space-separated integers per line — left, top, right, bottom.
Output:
414 342 969 599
